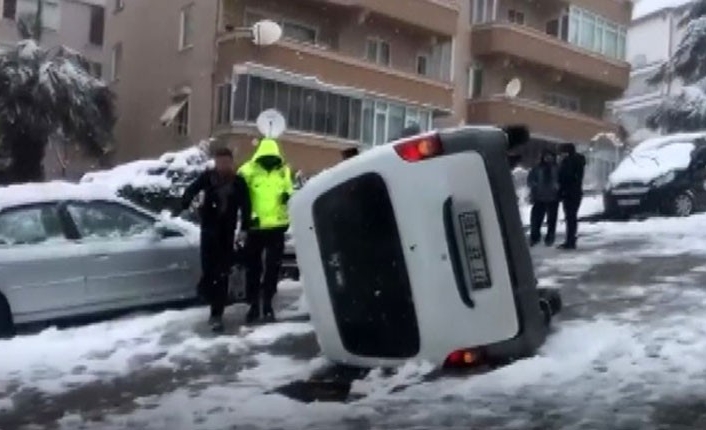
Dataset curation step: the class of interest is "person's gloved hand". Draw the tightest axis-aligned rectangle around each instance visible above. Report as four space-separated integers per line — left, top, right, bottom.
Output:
280 192 290 205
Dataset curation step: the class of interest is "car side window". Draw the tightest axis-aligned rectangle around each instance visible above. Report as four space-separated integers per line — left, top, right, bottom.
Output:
0 205 66 246
67 201 154 239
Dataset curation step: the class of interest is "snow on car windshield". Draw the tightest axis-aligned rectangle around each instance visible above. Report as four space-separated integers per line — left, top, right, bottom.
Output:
608 135 700 184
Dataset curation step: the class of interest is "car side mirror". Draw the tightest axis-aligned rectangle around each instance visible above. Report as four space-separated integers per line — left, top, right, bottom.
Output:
153 221 182 239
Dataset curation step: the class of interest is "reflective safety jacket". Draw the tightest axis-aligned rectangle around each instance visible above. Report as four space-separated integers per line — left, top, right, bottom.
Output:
237 139 294 229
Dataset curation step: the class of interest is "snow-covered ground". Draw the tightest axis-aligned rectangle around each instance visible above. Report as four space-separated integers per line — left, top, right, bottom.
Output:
4 213 706 429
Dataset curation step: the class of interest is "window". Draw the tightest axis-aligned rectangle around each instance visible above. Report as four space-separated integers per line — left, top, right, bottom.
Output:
114 0 124 13
175 97 190 136
543 93 580 112
16 0 60 30
508 9 524 25
416 55 428 76
472 0 494 24
89 5 104 46
89 61 102 79
227 73 431 145
3 0 16 19
282 21 316 44
566 6 626 60
0 205 65 246
110 42 122 81
468 64 483 98
67 202 153 239
546 19 558 37
216 83 232 124
179 4 194 50
365 38 391 66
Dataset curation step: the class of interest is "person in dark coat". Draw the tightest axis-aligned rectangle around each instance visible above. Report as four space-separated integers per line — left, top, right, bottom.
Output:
557 142 586 249
528 149 560 247
175 147 251 332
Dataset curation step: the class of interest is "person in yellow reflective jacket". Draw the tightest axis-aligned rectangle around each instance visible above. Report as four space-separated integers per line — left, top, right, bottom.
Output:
238 138 294 323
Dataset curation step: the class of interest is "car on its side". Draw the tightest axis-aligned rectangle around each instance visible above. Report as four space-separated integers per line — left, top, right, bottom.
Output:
0 182 252 337
603 133 706 218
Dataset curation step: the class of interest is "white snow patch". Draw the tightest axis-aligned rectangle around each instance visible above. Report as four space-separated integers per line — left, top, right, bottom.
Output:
0 181 123 209
0 309 312 396
633 0 692 20
519 194 604 225
609 140 694 184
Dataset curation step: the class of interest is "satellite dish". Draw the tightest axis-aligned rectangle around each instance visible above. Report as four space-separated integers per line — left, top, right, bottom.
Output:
505 78 522 98
256 109 287 138
251 20 283 46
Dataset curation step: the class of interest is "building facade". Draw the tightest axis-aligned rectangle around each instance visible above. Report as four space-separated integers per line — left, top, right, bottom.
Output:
0 0 108 179
608 1 690 137
106 0 631 174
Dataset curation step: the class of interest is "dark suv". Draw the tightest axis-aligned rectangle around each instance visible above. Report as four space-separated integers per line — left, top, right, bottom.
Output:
604 133 706 218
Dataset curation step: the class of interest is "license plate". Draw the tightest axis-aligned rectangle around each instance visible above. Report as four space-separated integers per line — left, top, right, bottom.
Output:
618 199 640 206
457 211 492 290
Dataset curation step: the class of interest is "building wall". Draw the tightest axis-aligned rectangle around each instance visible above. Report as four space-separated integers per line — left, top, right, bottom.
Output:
105 0 218 162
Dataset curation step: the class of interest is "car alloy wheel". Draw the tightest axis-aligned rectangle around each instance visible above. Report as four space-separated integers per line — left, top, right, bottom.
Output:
674 193 694 217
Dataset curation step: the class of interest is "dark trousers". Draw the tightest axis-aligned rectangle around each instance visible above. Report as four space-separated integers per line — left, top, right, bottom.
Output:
530 201 559 243
245 227 287 311
200 230 234 318
562 196 582 246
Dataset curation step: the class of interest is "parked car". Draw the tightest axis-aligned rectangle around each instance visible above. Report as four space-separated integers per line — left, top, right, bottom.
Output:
603 133 706 218
0 181 297 337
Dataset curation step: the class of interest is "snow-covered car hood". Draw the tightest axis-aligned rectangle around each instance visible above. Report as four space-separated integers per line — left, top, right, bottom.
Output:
609 142 695 185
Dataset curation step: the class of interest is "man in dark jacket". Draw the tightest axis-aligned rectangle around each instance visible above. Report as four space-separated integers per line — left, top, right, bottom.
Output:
558 143 586 249
528 149 560 247
175 147 251 332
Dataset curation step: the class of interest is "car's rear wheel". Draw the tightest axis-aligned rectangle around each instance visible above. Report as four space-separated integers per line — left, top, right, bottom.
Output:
0 295 15 339
672 192 694 217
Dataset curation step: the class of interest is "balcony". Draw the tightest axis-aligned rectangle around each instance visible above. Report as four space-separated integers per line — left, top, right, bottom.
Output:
467 96 618 142
471 23 630 93
216 35 454 110
314 0 459 35
567 0 632 25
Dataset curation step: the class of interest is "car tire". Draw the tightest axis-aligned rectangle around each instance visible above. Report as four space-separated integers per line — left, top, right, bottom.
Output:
0 295 15 339
672 192 694 217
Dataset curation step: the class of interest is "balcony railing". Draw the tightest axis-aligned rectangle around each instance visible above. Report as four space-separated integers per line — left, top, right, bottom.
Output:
471 23 630 92
467 96 618 142
216 35 454 110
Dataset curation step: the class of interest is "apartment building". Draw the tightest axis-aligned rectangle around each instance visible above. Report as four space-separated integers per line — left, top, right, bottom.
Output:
608 0 691 136
461 0 632 163
106 0 631 173
106 0 457 174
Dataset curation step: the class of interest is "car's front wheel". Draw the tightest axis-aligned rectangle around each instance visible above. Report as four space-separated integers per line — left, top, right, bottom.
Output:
0 295 15 339
671 192 694 217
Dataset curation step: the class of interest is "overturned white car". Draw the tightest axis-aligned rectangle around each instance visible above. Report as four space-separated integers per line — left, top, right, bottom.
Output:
289 126 560 370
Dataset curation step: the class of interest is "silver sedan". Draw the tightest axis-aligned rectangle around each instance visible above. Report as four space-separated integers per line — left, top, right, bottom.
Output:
0 182 299 336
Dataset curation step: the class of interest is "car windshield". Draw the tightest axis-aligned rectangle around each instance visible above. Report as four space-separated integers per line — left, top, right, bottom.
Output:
609 141 695 184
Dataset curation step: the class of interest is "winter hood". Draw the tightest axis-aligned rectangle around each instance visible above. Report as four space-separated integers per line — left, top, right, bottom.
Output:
250 138 283 162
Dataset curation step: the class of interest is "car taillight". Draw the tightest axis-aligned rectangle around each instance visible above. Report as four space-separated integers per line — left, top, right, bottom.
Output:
393 133 443 162
444 348 483 368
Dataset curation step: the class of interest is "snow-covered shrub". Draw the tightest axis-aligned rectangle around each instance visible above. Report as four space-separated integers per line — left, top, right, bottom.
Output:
81 140 213 217
0 39 115 183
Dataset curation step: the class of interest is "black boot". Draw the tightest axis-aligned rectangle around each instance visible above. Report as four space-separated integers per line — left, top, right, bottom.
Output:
209 316 224 333
245 304 260 324
262 301 275 323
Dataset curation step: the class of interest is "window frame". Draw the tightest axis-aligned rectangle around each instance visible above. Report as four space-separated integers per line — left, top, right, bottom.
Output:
365 37 391 67
507 9 525 25
179 3 195 51
2 0 16 20
174 95 190 136
416 54 429 76
88 4 105 46
110 42 122 81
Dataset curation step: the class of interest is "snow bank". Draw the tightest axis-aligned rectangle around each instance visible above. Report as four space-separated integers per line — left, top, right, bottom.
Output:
609 141 694 183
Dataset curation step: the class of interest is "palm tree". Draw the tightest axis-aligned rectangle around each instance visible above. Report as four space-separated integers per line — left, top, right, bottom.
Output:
0 1 115 183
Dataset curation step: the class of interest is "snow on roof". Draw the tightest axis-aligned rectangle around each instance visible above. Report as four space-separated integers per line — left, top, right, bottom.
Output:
608 132 706 183
0 181 119 210
633 0 692 21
